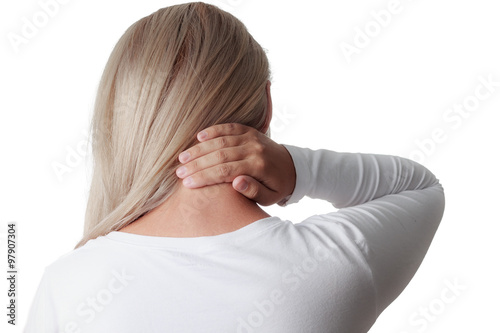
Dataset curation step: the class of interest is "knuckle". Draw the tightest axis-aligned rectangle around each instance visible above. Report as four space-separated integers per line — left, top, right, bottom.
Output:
246 185 259 199
252 141 265 154
216 137 228 148
189 159 199 170
215 150 227 163
217 164 231 178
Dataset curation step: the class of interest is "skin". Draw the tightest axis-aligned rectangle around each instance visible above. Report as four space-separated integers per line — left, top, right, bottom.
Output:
117 182 272 237
119 81 296 237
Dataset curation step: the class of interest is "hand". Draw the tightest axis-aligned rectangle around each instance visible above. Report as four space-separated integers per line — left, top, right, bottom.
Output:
175 123 296 206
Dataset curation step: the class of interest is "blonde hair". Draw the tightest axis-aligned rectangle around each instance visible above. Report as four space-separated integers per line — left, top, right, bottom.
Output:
75 2 270 248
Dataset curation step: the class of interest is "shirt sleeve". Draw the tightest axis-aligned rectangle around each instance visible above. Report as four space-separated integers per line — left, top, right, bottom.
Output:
281 145 446 315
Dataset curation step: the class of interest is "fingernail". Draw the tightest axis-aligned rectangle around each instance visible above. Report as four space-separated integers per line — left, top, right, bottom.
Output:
183 177 193 187
179 152 190 163
197 131 208 141
236 180 248 192
176 166 187 177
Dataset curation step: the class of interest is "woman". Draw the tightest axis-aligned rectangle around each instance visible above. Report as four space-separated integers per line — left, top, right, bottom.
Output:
25 2 445 332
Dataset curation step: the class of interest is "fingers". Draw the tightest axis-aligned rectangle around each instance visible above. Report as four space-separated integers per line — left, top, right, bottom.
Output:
175 123 271 196
196 123 250 143
179 160 254 188
179 135 242 164
176 147 246 180
179 123 255 163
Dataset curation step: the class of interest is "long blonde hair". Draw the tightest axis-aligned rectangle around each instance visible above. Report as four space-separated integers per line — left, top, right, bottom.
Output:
76 2 270 248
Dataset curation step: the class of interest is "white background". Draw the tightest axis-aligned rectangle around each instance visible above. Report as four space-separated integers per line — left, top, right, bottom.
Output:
1 0 499 331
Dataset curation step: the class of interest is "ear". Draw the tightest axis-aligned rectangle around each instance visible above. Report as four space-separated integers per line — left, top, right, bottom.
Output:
261 80 273 135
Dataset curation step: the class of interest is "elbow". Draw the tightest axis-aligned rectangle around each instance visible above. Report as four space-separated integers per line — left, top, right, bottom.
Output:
432 181 446 224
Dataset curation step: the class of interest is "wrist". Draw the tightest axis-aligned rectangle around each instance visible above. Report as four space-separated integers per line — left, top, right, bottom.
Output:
279 144 297 206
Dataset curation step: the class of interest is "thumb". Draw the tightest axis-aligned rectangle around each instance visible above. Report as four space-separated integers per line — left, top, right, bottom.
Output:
232 176 275 206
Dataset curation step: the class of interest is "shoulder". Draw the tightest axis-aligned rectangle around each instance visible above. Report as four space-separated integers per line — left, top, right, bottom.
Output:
43 235 130 284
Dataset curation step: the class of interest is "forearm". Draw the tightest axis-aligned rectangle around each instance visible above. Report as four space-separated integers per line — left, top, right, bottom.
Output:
281 145 440 208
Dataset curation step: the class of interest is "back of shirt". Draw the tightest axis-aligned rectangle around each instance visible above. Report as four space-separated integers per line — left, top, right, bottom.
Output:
24 145 445 333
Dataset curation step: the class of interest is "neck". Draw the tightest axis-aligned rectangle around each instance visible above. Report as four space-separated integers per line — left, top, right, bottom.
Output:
118 181 270 237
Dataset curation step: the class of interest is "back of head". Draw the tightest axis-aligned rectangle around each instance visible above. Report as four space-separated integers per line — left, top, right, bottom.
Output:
76 2 270 248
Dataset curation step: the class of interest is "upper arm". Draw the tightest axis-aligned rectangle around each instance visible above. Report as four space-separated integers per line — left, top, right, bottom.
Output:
334 183 445 314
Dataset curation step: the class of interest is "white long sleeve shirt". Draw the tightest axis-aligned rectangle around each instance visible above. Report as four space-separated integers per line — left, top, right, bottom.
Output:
24 145 445 332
